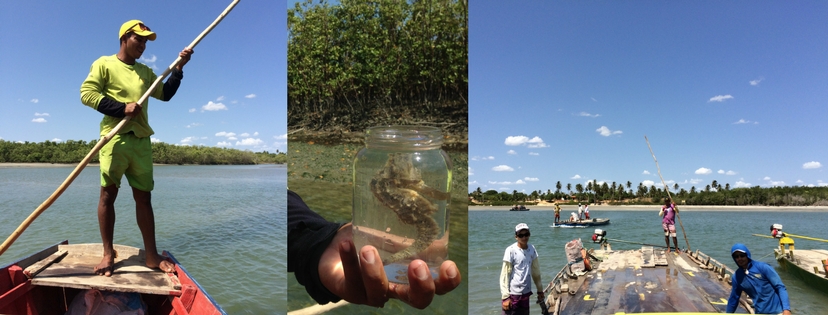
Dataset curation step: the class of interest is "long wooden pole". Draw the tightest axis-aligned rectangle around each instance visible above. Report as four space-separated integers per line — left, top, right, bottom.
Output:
644 136 691 252
0 0 240 257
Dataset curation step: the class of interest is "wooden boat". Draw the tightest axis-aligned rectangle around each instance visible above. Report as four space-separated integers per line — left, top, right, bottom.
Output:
0 241 225 314
540 237 755 314
551 218 610 228
510 205 530 211
767 225 828 295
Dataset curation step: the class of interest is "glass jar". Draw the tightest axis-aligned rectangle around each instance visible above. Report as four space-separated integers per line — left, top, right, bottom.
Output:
352 126 452 284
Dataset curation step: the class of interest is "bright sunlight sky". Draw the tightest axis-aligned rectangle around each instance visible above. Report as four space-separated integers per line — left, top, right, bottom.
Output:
469 1 827 193
0 1 287 153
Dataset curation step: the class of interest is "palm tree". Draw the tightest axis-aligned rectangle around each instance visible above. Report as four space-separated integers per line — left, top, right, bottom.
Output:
673 183 679 192
556 181 562 194
567 183 572 196
712 180 718 192
575 183 584 200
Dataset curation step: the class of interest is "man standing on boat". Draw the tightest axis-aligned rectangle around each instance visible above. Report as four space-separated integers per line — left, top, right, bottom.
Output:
726 244 792 315
80 20 193 276
553 203 561 224
500 223 543 315
660 199 679 253
583 203 590 220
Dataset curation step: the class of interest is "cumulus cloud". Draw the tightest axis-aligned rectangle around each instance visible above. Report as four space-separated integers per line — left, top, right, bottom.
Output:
524 177 539 182
695 167 712 175
217 141 232 147
492 165 514 172
734 180 751 188
30 99 39 103
51 138 62 142
803 161 822 169
489 181 512 185
216 131 236 137
471 156 495 161
240 133 251 137
717 169 737 175
468 167 474 176
189 108 196 113
708 95 733 102
767 180 785 187
734 119 758 125
643 170 651 175
35 112 49 116
763 176 771 180
253 132 259 136
571 174 581 179
642 180 655 186
245 94 256 99
507 150 517 155
180 137 197 144
689 178 703 184
749 77 764 86
515 180 526 185
32 118 47 123
578 112 600 118
151 137 161 143
216 96 226 101
140 55 157 63
528 152 539 156
505 136 548 148
236 138 263 146
596 126 622 137
202 101 227 111
275 134 288 140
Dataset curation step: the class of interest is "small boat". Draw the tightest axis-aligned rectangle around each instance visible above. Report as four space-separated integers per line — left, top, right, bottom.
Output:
510 205 530 211
551 218 610 228
0 241 225 314
764 224 828 295
540 234 756 314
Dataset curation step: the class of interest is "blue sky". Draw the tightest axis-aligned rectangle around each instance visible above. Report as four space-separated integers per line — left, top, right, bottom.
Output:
469 1 827 194
0 1 286 153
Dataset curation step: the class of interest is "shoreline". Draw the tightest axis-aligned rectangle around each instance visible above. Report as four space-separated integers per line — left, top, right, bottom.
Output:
469 205 828 212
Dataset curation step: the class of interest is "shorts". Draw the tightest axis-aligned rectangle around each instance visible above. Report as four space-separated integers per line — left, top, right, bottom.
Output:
502 293 531 315
662 223 676 232
99 132 154 191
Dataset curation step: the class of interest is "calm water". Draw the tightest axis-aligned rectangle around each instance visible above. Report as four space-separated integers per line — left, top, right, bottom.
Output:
287 179 469 314
0 165 287 314
469 208 828 315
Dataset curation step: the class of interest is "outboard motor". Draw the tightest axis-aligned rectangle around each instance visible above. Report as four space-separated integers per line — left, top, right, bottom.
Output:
592 229 606 243
770 224 783 238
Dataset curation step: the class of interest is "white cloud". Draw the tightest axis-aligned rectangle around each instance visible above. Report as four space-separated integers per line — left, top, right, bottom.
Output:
202 101 227 111
151 137 161 143
185 123 202 128
571 174 581 179
228 137 238 141
492 165 514 172
32 118 47 123
216 131 236 137
749 77 764 86
140 55 157 64
245 94 256 99
180 136 197 144
240 133 251 137
528 152 539 156
524 177 539 182
578 112 600 118
767 180 785 187
717 169 737 175
689 178 703 184
471 156 495 161
469 180 478 186
695 167 712 175
735 180 751 188
30 99 39 104
643 170 651 175
468 167 474 176
515 180 526 185
51 138 62 142
507 150 517 155
763 176 771 180
253 132 259 136
708 95 734 102
189 108 196 113
642 180 655 186
596 126 622 137
236 138 263 146
34 112 49 116
216 96 225 101
591 97 598 102
734 119 758 125
803 161 822 169
217 141 232 147
275 134 288 140
505 136 547 148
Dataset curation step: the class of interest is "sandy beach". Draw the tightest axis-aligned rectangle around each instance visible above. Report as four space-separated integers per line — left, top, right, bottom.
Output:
469 204 828 212
0 163 83 168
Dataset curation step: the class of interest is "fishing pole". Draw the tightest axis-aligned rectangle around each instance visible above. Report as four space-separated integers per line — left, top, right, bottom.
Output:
645 136 691 252
0 0 241 257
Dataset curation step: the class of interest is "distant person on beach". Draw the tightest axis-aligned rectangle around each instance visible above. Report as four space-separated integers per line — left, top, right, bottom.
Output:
80 20 193 276
659 199 679 252
584 204 590 220
287 190 461 309
726 243 791 315
500 223 543 315
553 203 561 223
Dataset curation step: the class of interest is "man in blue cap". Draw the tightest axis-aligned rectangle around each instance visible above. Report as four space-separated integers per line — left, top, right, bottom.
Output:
726 243 791 314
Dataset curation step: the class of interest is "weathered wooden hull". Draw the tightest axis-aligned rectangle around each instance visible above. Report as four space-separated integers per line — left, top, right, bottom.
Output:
552 218 610 228
541 247 754 314
0 241 225 315
775 248 828 295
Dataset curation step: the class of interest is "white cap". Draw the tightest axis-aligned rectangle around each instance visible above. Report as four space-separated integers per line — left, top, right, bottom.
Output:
515 223 529 232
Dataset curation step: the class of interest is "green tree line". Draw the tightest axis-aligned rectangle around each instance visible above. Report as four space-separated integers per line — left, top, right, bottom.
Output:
288 0 468 134
470 179 828 207
0 139 286 165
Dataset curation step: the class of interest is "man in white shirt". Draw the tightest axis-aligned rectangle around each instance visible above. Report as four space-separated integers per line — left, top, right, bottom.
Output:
500 223 543 315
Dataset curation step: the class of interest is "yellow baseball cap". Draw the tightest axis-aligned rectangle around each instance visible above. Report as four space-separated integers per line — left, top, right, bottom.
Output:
119 20 156 41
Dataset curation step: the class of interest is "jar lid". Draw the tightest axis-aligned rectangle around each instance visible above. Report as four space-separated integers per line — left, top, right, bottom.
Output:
365 125 443 150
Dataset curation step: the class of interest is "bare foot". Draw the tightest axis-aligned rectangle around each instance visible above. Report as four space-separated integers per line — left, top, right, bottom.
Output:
94 254 115 277
146 251 176 273
666 248 671 253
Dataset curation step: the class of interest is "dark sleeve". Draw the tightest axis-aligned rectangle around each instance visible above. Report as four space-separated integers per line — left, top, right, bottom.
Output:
96 97 126 118
161 68 183 101
287 189 343 304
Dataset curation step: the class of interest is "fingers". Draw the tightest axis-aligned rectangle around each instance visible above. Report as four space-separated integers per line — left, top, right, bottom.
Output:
434 260 461 295
395 260 435 309
337 240 367 304
358 246 389 307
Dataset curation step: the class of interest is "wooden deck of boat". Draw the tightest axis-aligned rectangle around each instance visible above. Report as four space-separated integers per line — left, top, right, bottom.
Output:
27 243 181 296
544 247 755 314
775 248 828 294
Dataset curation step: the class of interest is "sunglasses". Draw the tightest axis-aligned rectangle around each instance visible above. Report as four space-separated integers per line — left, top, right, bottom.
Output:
130 22 151 32
732 253 747 258
517 232 531 238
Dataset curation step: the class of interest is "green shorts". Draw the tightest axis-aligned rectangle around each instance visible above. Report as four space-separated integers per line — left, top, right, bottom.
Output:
99 132 154 191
